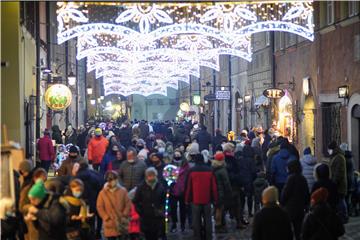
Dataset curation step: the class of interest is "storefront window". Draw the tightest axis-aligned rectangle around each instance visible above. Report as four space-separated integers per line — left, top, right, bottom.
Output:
278 95 294 142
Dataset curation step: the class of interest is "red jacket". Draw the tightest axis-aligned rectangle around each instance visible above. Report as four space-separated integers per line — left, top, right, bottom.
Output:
37 135 55 161
128 203 140 234
185 163 218 205
87 136 108 165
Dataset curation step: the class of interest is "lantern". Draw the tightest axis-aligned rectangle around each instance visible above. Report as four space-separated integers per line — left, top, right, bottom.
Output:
44 84 72 111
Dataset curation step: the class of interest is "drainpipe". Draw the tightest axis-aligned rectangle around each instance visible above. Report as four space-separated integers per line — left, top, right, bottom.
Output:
35 2 41 139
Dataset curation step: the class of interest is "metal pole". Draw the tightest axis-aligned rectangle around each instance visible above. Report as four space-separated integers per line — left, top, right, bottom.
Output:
65 41 69 126
75 45 79 128
212 70 216 135
270 31 276 128
35 2 41 139
189 76 192 105
84 59 88 122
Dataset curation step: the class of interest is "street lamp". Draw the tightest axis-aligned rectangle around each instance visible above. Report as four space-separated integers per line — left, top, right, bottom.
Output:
68 71 76 86
338 85 349 98
90 99 96 105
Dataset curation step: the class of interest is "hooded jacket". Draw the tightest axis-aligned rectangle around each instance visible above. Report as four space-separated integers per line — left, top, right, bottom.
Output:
300 154 317 191
37 135 55 161
237 146 257 187
87 136 109 165
195 129 212 151
271 148 296 184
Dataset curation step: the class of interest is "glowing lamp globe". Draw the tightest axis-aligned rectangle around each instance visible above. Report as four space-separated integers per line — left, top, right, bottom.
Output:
44 84 72 111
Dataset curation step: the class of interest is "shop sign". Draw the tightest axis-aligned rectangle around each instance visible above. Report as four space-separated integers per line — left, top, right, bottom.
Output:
216 90 230 100
263 88 285 99
44 84 72 111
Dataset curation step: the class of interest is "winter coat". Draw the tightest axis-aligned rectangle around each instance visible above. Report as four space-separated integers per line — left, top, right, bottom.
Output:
57 155 82 176
139 122 150 140
195 129 212 151
237 146 257 187
1 216 19 240
212 134 227 153
261 134 272 163
33 193 66 240
118 159 147 191
252 203 293 240
118 127 132 148
329 148 347 196
87 136 109 165
128 203 140 234
212 161 232 207
265 143 280 183
133 181 166 232
76 167 104 213
225 153 241 187
174 127 188 146
301 203 345 240
185 162 218 205
311 180 338 209
76 131 87 153
300 154 317 191
37 135 55 161
173 162 190 197
65 130 77 146
345 151 355 192
97 183 131 237
281 173 310 220
271 149 295 185
51 125 63 144
100 151 117 176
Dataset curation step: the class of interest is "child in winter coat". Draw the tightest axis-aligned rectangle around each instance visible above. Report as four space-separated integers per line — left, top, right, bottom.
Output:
253 171 269 213
128 188 140 240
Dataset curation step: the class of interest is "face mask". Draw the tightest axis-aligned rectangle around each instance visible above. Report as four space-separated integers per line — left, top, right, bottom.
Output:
73 192 82 198
328 149 333 156
69 155 77 159
158 147 165 153
174 156 182 161
137 145 144 150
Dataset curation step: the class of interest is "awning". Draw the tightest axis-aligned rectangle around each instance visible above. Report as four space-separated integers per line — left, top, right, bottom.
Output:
254 95 269 106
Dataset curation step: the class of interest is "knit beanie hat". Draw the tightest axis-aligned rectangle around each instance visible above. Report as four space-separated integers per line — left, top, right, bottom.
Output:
28 181 47 200
19 160 34 173
311 187 329 206
214 152 225 161
327 141 337 150
145 167 158 177
188 142 200 155
303 147 311 155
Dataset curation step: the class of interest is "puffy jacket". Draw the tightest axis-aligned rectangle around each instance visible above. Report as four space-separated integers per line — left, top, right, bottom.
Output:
118 159 147 191
329 148 347 195
300 154 317 191
97 183 131 237
185 163 218 205
34 193 66 240
271 149 295 184
87 136 109 165
37 136 55 161
57 155 81 177
173 162 190 197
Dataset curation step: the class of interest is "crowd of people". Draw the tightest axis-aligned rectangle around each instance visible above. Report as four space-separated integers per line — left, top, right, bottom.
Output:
1 118 360 240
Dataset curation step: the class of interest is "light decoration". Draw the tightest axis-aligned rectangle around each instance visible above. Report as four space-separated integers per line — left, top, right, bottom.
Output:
162 164 179 233
57 2 314 96
44 84 72 111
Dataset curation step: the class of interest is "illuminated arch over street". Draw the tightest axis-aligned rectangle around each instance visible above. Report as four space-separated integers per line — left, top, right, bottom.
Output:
57 1 314 96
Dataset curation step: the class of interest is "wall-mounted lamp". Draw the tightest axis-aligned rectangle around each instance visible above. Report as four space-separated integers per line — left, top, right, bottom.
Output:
244 94 251 102
338 85 349 98
68 72 76 86
302 77 310 96
90 99 96 105
87 87 93 95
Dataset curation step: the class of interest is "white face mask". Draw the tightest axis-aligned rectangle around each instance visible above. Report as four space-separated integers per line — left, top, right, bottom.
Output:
328 149 333 156
158 147 165 153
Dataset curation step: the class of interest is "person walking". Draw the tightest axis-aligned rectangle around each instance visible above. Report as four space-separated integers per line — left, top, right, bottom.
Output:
212 129 227 153
37 129 55 172
97 171 131 240
300 147 317 191
253 171 269 213
133 167 166 240
25 180 66 240
58 146 82 177
118 148 147 191
88 128 109 171
195 125 212 152
281 160 309 240
252 186 293 240
327 141 348 222
185 154 218 240
65 124 78 146
301 188 345 240
51 125 63 145
212 152 232 232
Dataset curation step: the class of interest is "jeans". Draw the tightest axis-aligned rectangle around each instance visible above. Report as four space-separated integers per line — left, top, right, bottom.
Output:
170 195 191 228
192 204 212 240
40 160 51 172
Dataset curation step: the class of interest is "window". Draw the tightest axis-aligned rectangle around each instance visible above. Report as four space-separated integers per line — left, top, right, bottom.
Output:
322 103 341 155
349 1 359 17
327 1 334 25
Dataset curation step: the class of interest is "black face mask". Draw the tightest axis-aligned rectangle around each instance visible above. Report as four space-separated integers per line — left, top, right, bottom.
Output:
174 156 182 161
137 146 144 150
69 155 77 159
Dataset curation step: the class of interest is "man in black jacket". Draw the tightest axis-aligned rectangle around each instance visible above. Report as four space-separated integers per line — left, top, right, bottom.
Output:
195 126 212 152
252 186 293 240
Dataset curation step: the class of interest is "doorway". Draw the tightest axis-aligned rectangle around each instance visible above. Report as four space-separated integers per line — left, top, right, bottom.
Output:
303 95 315 154
351 104 360 170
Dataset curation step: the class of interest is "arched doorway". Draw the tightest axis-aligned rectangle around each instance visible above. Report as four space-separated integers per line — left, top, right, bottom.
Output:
303 95 315 154
351 105 360 170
